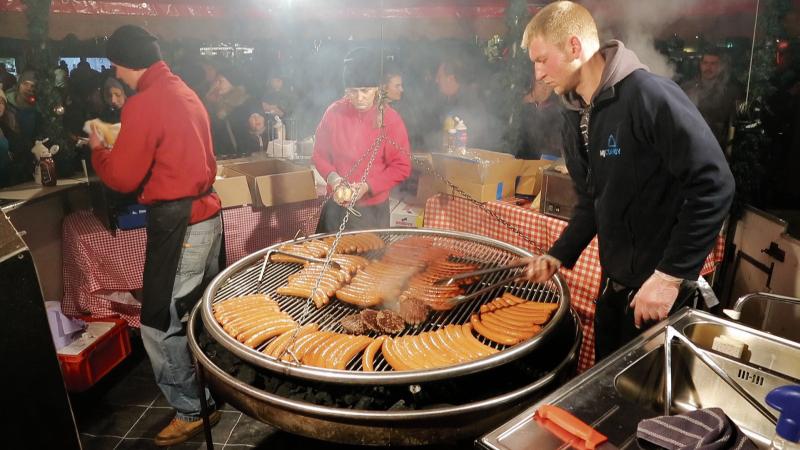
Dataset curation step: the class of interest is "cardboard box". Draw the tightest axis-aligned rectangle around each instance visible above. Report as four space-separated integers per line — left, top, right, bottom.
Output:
432 149 522 184
391 200 424 228
226 159 316 208
516 160 553 196
439 176 516 202
430 149 521 202
214 165 252 208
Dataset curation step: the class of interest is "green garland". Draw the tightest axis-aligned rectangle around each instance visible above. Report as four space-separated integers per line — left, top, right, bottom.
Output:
729 0 791 216
22 0 75 176
500 0 532 154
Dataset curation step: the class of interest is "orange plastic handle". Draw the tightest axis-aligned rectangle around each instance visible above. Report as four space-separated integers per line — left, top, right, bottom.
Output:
536 404 608 450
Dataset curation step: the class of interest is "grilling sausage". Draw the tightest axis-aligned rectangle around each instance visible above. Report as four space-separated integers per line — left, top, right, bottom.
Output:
470 314 519 346
225 311 289 337
361 336 386 371
332 335 373 370
215 303 281 324
381 338 410 371
263 323 319 357
235 314 294 341
242 321 298 348
276 286 328 308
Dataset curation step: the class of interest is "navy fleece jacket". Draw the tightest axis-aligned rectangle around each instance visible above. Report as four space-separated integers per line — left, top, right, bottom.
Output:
548 41 735 287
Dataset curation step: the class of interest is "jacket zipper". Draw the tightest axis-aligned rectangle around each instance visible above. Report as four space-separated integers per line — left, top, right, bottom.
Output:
579 106 594 195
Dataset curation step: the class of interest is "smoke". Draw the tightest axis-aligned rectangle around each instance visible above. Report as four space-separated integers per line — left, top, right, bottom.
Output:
582 0 702 78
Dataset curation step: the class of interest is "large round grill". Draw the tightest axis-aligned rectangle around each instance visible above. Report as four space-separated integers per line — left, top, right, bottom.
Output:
201 228 571 384
190 228 580 445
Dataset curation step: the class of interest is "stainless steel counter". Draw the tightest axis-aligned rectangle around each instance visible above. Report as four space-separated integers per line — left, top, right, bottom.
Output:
479 308 800 450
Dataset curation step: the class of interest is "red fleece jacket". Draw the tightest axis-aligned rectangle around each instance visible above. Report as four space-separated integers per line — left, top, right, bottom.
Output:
92 61 220 224
312 99 411 206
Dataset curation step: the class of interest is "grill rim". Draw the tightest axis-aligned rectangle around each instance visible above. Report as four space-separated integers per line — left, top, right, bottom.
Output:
200 227 572 385
189 304 582 421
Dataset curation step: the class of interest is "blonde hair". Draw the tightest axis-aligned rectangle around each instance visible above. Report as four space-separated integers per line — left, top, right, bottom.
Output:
521 1 599 50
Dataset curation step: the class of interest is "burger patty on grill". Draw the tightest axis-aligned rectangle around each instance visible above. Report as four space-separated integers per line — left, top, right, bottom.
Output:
340 313 367 335
360 309 381 333
396 297 431 325
376 310 405 334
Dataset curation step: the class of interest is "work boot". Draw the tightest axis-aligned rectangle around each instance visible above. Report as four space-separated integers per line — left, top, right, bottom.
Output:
154 410 221 447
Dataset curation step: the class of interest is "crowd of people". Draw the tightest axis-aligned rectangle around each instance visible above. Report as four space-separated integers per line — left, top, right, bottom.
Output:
17 2 795 446
0 27 774 190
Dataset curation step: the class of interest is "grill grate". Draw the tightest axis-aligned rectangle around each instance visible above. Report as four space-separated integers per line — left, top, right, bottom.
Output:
209 230 562 373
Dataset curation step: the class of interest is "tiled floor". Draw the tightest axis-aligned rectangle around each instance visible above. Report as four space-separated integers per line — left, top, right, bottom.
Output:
69 333 466 449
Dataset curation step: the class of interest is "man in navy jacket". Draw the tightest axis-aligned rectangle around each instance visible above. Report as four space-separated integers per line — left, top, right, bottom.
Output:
520 1 735 361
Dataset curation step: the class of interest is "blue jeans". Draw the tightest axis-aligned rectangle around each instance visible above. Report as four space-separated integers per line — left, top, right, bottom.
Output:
141 215 222 421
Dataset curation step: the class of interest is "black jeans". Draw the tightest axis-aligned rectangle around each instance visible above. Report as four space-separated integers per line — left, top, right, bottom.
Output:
594 278 698 362
316 200 389 234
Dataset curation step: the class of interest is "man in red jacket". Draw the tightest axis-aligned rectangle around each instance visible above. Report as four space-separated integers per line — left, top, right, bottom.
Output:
89 25 223 446
312 48 411 233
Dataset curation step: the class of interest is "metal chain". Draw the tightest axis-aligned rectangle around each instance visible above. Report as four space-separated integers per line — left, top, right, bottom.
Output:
279 97 543 361
378 133 545 256
295 116 389 239
278 99 389 363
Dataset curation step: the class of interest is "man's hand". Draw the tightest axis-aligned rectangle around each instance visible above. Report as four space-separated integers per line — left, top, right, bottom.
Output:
522 255 561 283
88 125 104 151
630 271 681 328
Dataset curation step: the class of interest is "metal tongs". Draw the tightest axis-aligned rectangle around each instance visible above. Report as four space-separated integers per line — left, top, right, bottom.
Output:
433 260 528 286
257 249 341 283
436 260 530 308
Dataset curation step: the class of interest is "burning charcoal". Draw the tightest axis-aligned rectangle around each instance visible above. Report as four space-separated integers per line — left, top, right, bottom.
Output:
388 399 408 411
396 297 431 325
360 308 381 332
340 313 367 335
376 310 406 334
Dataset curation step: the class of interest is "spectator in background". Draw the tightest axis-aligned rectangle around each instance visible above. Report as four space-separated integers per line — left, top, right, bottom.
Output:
681 49 744 149
0 90 21 186
382 65 404 104
206 65 252 157
70 57 100 98
262 67 295 119
241 109 270 154
517 79 564 160
5 69 39 149
100 77 127 123
422 54 502 152
0 64 16 92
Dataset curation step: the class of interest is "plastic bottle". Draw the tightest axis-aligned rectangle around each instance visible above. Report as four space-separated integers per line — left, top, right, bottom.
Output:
446 128 457 154
40 156 57 186
442 115 456 150
767 385 800 450
454 118 468 155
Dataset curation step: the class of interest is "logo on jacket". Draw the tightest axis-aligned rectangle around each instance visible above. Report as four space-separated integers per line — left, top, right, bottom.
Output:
600 134 621 158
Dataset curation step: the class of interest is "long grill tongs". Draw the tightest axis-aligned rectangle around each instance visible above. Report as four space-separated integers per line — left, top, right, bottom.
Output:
433 260 528 286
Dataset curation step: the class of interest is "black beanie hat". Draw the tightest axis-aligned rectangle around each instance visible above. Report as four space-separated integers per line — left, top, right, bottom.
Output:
106 25 162 70
342 48 381 89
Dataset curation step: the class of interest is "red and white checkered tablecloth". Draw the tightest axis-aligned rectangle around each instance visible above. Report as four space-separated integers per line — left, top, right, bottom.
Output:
61 198 323 326
424 194 724 373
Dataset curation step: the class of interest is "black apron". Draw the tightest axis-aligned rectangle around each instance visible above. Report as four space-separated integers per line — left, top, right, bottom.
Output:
141 197 193 332
316 201 390 234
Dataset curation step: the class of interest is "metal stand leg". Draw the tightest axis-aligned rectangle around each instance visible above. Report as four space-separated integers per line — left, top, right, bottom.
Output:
196 361 214 450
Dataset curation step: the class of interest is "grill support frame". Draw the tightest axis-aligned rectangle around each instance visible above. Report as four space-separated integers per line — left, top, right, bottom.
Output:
188 305 582 446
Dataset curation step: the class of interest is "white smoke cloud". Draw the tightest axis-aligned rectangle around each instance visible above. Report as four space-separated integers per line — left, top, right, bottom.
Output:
581 0 702 78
